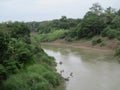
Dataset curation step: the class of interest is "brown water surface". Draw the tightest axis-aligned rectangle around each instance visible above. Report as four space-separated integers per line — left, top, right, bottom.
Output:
43 45 120 90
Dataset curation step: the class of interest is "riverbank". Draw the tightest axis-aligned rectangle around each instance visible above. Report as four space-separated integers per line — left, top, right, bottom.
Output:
41 39 118 51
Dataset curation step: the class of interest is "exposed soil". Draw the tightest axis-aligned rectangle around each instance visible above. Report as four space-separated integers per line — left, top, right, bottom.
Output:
42 38 120 51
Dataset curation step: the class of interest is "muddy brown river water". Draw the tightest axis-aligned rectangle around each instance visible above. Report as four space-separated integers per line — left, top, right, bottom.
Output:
43 45 120 90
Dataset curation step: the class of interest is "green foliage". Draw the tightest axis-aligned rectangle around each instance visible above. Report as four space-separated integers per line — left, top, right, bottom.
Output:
111 15 120 28
27 16 80 33
106 29 116 39
43 71 60 87
3 63 61 90
39 30 68 42
40 55 55 66
0 64 7 82
104 7 116 25
102 26 120 39
7 22 31 44
115 46 120 57
115 46 120 62
79 13 105 38
0 32 9 64
100 42 106 47
3 72 49 90
101 26 110 37
65 29 78 42
89 3 103 15
25 4 119 43
92 39 98 46
92 38 102 46
96 38 102 43
0 22 62 90
0 23 34 79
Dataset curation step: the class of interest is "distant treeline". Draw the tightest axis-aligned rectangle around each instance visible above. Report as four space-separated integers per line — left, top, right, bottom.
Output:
26 3 120 58
27 3 120 41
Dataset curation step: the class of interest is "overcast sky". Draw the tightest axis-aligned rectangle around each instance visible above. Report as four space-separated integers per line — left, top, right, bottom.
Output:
0 0 120 22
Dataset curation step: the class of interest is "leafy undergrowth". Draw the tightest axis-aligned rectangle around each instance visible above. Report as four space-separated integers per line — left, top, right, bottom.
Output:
38 30 68 42
0 26 62 90
3 63 62 90
2 49 63 90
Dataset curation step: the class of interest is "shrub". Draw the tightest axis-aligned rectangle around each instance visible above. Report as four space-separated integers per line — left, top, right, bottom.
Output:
92 39 98 46
101 27 119 39
40 55 55 66
65 37 73 42
92 38 102 46
0 64 7 83
43 71 60 87
96 38 102 43
39 30 68 42
107 30 116 39
101 26 110 37
115 46 120 56
100 42 106 47
3 63 60 90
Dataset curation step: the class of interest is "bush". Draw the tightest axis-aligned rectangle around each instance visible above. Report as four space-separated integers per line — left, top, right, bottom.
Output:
41 55 55 66
107 30 116 39
100 42 106 47
101 27 120 39
0 64 7 83
39 30 68 42
115 46 120 56
65 37 73 42
0 22 62 90
3 72 49 90
96 38 102 43
92 39 98 46
101 26 110 37
92 38 102 46
43 71 60 87
3 63 60 90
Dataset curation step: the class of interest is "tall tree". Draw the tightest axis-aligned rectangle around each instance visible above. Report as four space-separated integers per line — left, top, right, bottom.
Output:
104 7 116 24
89 3 103 16
77 12 105 38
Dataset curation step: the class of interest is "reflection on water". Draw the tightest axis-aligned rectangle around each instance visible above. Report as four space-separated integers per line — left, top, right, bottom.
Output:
43 45 120 90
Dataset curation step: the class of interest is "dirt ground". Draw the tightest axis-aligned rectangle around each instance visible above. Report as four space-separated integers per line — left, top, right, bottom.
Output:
42 38 120 51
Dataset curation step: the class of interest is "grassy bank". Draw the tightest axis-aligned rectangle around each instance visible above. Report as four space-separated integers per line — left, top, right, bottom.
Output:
36 30 68 42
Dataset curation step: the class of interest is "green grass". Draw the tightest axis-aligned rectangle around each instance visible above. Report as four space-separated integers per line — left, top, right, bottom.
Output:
38 30 68 42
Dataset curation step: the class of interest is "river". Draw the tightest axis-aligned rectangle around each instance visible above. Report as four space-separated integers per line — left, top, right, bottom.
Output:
43 45 120 90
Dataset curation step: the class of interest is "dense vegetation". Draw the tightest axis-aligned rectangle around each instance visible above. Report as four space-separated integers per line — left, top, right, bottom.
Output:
0 22 63 90
26 3 120 58
27 3 120 41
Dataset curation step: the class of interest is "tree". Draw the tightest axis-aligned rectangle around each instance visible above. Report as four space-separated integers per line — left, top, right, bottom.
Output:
111 15 120 28
77 13 105 38
9 22 31 44
104 7 116 25
60 16 67 21
0 32 9 64
117 9 120 16
89 3 103 16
